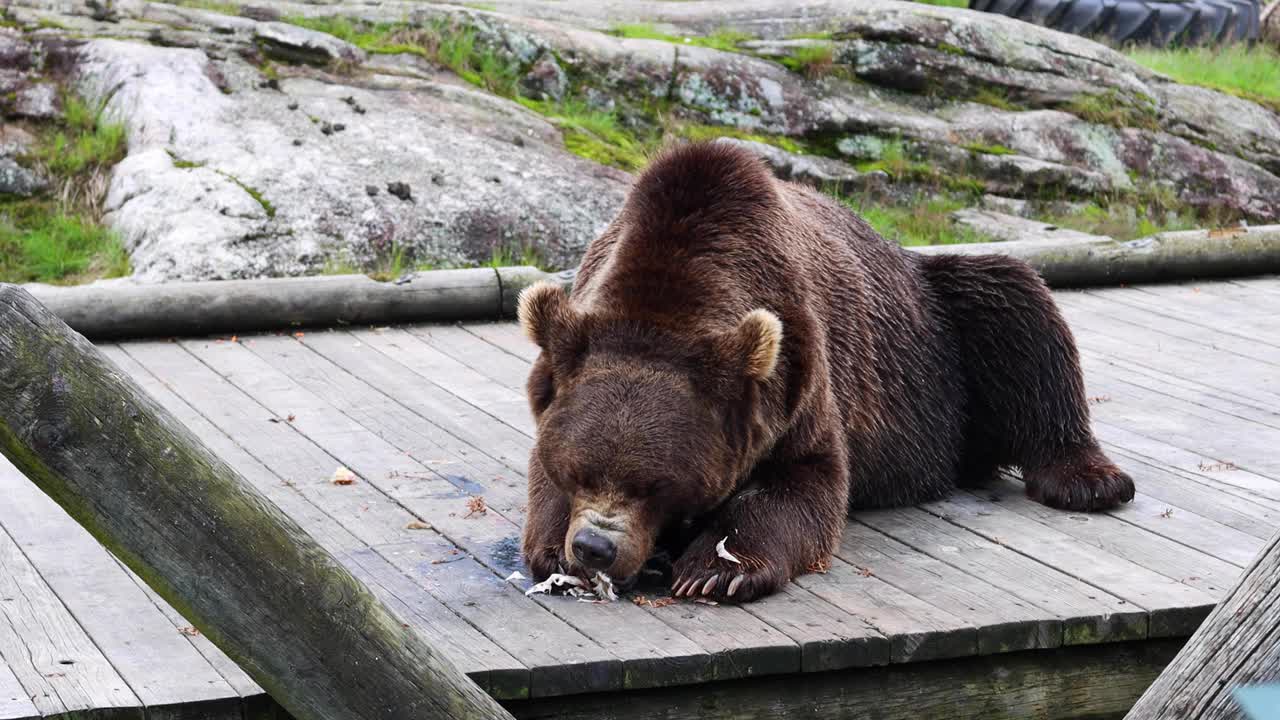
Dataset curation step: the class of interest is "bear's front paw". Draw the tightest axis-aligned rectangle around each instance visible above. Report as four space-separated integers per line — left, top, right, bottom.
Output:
1026 449 1135 511
671 533 787 604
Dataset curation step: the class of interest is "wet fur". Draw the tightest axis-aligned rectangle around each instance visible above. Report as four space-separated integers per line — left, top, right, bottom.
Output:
520 142 1134 602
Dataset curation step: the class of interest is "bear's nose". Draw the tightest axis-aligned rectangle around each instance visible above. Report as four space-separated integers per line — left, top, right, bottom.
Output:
572 529 617 569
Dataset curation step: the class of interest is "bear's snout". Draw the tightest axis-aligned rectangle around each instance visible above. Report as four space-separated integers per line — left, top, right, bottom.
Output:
571 528 617 569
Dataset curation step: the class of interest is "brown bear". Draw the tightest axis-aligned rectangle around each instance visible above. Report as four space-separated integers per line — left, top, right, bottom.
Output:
517 141 1135 603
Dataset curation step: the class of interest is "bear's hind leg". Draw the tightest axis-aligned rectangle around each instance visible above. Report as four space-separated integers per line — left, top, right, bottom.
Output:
922 254 1135 511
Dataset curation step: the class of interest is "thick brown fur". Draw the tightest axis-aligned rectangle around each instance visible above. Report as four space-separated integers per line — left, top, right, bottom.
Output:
519 141 1134 603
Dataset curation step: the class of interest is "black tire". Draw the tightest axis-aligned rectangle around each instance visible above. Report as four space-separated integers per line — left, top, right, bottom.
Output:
968 0 1263 46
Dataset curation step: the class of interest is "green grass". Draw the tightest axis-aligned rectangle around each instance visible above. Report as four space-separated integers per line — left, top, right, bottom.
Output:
1 94 130 284
674 123 806 154
610 23 753 52
1125 44 1280 111
486 244 546 269
962 142 1015 156
1040 201 1200 241
175 0 240 15
0 202 130 284
520 98 654 171
838 193 994 246
1060 90 1159 131
286 16 520 95
970 86 1023 112
33 96 127 177
853 139 984 194
779 43 837 79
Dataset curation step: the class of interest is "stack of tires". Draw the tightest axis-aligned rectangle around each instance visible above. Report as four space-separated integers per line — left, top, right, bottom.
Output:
968 0 1263 46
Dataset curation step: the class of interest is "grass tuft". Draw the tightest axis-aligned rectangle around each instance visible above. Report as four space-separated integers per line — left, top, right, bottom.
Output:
610 23 754 53
1060 91 1159 131
780 43 838 79
1125 44 1280 111
0 202 130 284
837 193 994 246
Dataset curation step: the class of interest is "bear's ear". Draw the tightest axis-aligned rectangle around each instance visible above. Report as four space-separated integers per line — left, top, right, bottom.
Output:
719 309 783 381
518 281 579 351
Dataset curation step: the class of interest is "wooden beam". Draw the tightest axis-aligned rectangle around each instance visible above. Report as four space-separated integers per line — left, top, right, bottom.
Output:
1125 530 1280 720
504 639 1185 720
0 285 514 720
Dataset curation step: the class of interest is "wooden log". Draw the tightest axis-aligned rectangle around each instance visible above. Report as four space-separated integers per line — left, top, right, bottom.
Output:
1125 530 1280 720
23 268 504 340
0 284 514 720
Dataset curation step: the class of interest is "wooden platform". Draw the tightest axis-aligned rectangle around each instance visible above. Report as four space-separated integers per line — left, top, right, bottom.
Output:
2 277 1278 719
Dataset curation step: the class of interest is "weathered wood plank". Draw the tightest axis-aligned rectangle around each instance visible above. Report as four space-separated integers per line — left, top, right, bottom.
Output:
1126 531 1280 720
795 555 979 663
838 523 1060 655
187 337 806 694
1058 290 1280 368
463 323 539 364
0 663 37 720
353 327 534 436
298 330 530 475
858 507 1149 644
506 639 1186 720
919 494 1216 637
1098 284 1280 347
117 340 608 699
100 345 531 695
0 524 141 719
1103 444 1280 540
0 458 243 720
0 288 515 720
242 334 527 521
739 584 890 673
407 324 532 393
976 477 1245 594
108 341 533 699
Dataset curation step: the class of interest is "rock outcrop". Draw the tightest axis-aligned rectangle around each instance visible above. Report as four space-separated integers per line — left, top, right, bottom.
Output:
1 0 1277 281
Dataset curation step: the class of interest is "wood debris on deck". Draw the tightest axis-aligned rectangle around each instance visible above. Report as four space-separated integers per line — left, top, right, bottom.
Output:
0 277 1278 718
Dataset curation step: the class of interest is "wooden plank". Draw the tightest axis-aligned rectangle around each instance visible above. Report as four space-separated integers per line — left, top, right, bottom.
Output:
1126 531 1280 720
1103 443 1280 539
123 340 728 699
837 524 1060 655
1067 312 1280 411
505 639 1186 720
1097 421 1280 501
1104 491 1264 569
739 585 890 673
918 494 1216 637
858 507 1149 645
1086 378 1280 482
976 476 1247 592
183 337 803 694
108 558 268 708
1 289 517 720
0 663 36 720
406 324 532 393
463 323 539 364
1057 290 1280 367
297 330 530 475
352 328 535 436
1082 352 1280 432
795 556 979 663
1098 284 1280 347
110 340 565 696
0 524 141 719
242 334 527 521
372 541 623 698
0 459 243 720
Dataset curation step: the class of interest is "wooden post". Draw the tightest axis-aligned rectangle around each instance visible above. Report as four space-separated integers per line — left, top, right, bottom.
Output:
1125 530 1280 720
0 285 515 720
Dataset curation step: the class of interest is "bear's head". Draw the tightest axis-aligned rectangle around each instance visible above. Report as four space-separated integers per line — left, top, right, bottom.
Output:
518 281 783 583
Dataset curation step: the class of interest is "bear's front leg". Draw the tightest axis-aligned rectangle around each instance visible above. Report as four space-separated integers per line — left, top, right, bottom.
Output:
521 458 575 580
672 452 848 603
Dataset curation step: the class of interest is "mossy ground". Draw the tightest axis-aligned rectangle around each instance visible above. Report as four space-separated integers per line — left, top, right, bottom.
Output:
276 14 1235 255
1 95 131 284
